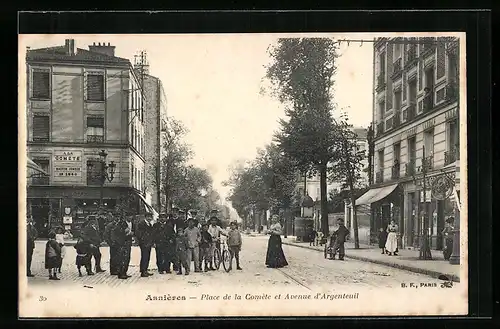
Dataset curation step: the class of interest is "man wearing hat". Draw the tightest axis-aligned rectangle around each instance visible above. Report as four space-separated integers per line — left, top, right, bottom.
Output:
153 213 175 274
177 209 188 231
81 215 106 273
103 214 119 275
135 213 155 277
26 216 38 277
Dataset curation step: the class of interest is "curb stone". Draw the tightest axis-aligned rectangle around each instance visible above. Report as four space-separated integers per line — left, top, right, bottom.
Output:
281 241 460 283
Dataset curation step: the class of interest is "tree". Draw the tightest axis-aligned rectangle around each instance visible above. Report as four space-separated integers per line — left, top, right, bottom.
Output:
264 38 339 235
158 117 193 212
329 118 366 248
171 165 213 212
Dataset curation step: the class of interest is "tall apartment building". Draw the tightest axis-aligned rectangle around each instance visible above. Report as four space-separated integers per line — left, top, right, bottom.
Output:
357 36 460 249
26 39 152 236
133 55 168 212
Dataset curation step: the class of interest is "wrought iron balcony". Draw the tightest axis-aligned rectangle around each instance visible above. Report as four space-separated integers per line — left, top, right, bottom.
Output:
420 38 436 57
445 82 458 101
391 58 402 79
423 93 434 113
376 74 386 91
393 112 401 128
444 147 459 165
391 164 400 180
375 170 383 183
405 160 416 177
422 155 434 171
376 121 385 137
87 135 104 143
31 175 49 185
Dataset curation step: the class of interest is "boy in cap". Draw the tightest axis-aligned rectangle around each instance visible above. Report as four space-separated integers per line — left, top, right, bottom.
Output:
199 223 213 271
175 227 190 275
184 218 201 272
227 221 243 270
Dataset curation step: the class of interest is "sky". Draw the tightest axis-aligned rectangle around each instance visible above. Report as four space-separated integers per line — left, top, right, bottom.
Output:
19 33 374 202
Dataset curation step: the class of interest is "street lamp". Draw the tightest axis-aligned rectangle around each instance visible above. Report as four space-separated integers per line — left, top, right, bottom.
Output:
411 145 432 260
87 149 116 208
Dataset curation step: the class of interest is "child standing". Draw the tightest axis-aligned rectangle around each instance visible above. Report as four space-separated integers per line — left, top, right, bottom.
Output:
378 227 388 254
74 239 94 276
309 228 318 246
175 228 190 275
199 223 213 272
55 226 66 273
227 221 242 270
45 231 62 280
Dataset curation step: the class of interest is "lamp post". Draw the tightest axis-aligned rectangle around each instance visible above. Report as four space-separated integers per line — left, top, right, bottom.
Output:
449 189 460 265
88 149 116 208
411 145 432 260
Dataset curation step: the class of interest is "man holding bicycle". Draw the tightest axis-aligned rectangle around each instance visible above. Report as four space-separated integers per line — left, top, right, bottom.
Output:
207 216 227 271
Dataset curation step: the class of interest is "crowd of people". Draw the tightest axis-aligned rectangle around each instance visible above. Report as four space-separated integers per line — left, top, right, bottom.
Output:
26 207 245 280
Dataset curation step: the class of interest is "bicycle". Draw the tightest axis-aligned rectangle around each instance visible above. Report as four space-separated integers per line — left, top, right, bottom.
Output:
213 239 231 272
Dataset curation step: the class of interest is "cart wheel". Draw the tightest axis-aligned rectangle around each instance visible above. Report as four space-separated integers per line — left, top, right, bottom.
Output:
213 248 221 270
222 250 231 272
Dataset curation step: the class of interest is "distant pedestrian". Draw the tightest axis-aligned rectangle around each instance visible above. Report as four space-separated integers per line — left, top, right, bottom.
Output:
309 228 318 246
385 220 399 256
136 213 155 277
55 226 66 274
81 217 105 273
185 218 201 273
331 219 350 260
265 215 288 268
227 221 243 271
378 227 388 254
74 239 93 276
175 227 190 275
45 231 62 280
26 216 38 277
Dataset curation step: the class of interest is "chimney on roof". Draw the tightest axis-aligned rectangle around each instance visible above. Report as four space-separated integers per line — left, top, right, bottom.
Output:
88 42 116 57
65 39 75 56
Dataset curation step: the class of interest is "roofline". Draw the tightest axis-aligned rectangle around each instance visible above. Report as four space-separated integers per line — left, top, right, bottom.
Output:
26 57 131 69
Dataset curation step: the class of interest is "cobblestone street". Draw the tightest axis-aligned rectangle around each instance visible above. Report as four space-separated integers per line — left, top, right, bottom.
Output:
27 235 442 290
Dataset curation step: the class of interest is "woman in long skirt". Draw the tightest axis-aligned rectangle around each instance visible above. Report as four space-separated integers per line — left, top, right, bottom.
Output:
265 215 288 268
385 220 398 256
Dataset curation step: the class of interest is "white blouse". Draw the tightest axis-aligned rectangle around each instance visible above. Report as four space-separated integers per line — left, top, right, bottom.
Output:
269 223 282 235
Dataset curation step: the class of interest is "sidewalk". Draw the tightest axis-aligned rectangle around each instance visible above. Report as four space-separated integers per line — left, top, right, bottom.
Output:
247 233 460 282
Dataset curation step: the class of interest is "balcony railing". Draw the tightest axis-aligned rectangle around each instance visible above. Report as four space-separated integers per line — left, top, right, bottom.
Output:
376 121 385 137
393 111 401 128
405 160 416 177
421 38 436 57
30 175 49 185
391 164 400 180
391 58 402 79
87 135 105 143
376 74 386 91
445 82 458 101
423 93 434 113
444 147 459 165
375 170 383 183
422 155 434 171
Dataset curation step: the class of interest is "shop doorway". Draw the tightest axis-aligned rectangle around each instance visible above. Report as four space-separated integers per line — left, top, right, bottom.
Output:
31 199 50 238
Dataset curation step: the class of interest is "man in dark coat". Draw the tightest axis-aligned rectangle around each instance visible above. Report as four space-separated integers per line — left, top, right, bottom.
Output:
112 215 133 279
135 213 155 277
103 214 118 275
81 216 105 272
168 212 180 272
27 216 38 277
153 213 175 274
331 218 350 261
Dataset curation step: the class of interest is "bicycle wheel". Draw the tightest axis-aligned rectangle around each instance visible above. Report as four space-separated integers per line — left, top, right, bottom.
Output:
213 248 222 270
222 249 231 272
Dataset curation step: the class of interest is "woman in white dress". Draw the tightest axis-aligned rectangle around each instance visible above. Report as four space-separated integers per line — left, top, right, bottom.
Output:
55 226 66 273
265 215 288 268
385 220 398 256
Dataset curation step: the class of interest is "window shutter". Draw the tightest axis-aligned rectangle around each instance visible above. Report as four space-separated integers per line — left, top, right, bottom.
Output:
33 115 49 141
386 43 393 111
83 71 88 101
436 40 446 79
418 59 423 91
32 70 50 99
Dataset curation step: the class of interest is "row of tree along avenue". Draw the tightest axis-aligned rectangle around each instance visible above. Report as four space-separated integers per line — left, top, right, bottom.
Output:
225 38 366 248
146 116 232 225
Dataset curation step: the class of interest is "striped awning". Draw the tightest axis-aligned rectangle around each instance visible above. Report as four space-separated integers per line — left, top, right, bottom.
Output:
27 158 49 175
355 184 399 206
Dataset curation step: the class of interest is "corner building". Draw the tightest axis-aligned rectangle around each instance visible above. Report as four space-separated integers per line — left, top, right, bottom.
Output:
26 39 150 236
357 37 460 250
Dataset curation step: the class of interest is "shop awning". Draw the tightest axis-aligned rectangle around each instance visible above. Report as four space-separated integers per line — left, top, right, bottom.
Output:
355 183 399 206
27 157 49 175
